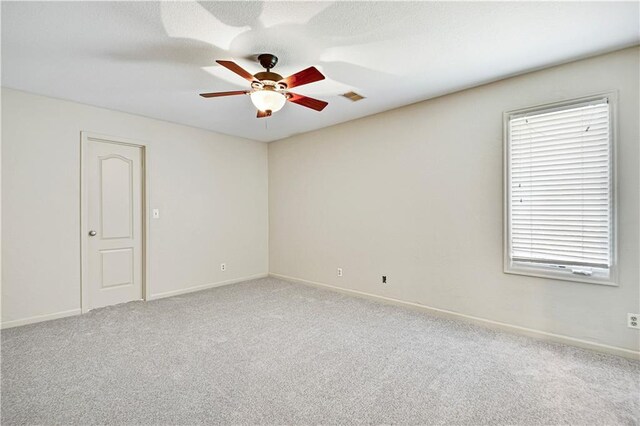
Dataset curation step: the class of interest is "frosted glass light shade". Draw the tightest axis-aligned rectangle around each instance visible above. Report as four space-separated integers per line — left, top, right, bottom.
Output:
250 89 286 112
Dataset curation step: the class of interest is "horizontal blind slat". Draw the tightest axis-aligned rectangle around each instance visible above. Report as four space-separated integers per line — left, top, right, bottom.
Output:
512 235 609 244
512 224 608 231
510 124 608 140
512 167 609 179
511 134 608 149
511 104 608 124
512 258 608 269
512 104 608 124
511 155 609 171
512 186 608 192
512 175 608 184
511 146 609 161
512 248 608 261
512 239 609 249
514 198 608 203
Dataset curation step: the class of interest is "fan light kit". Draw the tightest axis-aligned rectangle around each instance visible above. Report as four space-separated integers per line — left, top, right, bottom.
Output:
250 89 286 113
199 54 328 118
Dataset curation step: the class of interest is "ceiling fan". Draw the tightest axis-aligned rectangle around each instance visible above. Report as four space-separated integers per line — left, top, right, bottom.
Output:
199 54 328 118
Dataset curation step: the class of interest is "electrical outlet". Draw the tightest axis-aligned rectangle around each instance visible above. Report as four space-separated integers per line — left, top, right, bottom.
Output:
337 268 343 277
220 263 226 272
628 313 640 329
382 275 387 284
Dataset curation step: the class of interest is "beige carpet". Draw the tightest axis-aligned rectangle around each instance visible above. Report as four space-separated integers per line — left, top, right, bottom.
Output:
2 277 639 425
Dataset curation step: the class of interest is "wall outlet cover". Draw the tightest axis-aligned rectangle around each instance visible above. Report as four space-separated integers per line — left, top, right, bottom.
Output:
628 313 639 329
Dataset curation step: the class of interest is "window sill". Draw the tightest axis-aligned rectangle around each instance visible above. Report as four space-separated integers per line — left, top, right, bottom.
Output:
504 263 618 287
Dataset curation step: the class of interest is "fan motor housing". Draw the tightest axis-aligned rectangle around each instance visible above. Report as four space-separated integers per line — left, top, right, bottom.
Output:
254 71 283 83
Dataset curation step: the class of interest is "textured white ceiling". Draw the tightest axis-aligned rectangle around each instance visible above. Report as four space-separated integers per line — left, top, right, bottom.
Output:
2 1 639 142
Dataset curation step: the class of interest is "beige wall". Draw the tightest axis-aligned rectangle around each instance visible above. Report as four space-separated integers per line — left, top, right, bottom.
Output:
2 48 638 355
2 88 268 326
269 47 640 353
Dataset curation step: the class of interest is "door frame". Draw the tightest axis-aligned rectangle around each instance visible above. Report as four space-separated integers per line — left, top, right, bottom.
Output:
80 131 149 313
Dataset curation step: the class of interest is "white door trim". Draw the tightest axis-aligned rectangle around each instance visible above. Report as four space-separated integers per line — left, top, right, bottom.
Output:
80 131 149 313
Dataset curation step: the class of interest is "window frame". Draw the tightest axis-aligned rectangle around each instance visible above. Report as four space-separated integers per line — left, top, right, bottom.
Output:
503 92 618 286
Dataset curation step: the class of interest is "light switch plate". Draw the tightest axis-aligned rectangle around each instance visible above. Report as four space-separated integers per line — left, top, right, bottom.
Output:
152 209 160 219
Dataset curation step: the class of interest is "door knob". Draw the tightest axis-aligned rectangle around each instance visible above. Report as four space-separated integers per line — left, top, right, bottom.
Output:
88 230 97 237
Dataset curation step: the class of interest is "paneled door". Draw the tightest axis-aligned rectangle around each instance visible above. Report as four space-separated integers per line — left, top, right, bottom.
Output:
82 134 143 311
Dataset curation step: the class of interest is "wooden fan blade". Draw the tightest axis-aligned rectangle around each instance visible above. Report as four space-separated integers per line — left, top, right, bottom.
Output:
279 66 325 89
257 110 272 118
216 60 255 82
199 90 248 98
287 93 328 112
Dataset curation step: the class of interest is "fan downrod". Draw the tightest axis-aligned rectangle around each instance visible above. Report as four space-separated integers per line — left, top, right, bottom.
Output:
258 53 278 71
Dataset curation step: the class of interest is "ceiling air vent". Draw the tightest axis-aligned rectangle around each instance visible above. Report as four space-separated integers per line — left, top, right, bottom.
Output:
341 91 365 102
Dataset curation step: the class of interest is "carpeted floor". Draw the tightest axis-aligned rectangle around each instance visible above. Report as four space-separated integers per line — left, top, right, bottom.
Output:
1 277 639 425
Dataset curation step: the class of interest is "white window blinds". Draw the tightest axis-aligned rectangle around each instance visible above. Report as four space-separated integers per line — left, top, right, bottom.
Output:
507 98 612 272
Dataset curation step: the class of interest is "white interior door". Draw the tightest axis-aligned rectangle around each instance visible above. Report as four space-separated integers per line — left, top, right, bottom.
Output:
83 137 143 310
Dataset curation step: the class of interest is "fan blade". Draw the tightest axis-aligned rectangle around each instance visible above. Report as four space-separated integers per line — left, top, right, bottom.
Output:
287 93 328 112
279 66 325 89
257 110 272 118
216 60 255 82
199 90 248 98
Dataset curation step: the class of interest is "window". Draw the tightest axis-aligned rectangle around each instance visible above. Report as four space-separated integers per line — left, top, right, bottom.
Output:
504 94 616 285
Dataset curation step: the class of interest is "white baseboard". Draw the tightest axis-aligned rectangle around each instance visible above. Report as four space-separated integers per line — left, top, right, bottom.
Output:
147 273 269 300
2 273 268 329
270 273 640 361
1 308 82 330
